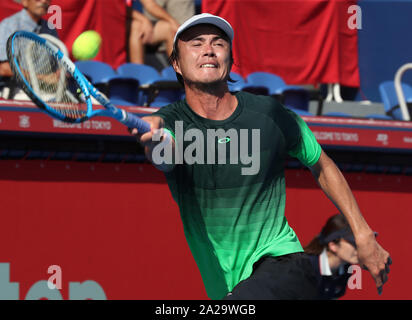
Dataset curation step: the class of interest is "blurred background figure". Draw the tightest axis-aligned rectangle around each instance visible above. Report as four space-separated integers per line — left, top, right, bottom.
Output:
143 0 194 69
0 0 57 77
127 0 185 68
304 214 365 299
143 0 195 25
0 0 58 98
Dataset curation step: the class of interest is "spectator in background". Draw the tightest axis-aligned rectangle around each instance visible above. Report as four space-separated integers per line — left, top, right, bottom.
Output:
127 0 180 64
0 0 57 77
304 214 379 299
144 0 195 25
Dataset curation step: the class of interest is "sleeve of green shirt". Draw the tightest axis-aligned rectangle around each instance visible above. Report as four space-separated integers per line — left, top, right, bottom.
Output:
286 109 322 167
151 104 178 139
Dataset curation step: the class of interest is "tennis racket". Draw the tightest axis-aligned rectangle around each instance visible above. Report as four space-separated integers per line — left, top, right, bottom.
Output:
6 30 150 133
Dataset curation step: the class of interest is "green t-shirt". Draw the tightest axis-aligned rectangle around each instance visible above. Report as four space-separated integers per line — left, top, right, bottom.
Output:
153 91 321 299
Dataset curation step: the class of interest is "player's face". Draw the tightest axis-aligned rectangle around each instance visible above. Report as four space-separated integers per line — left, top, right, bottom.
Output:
23 0 51 20
334 239 359 265
173 25 232 87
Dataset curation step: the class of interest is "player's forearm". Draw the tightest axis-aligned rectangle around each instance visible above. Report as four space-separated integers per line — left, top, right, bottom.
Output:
145 132 176 172
137 116 176 172
310 151 374 241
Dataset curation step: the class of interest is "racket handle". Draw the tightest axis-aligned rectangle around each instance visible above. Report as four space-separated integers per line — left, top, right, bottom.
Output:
122 111 151 133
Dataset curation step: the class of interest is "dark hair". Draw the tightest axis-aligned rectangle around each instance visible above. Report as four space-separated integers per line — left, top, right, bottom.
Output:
304 214 351 255
169 32 235 86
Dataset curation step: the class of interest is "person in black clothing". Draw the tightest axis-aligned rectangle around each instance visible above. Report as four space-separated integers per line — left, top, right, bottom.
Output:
304 214 378 299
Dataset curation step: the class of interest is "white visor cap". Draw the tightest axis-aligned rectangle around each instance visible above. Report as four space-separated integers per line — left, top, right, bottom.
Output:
173 13 234 46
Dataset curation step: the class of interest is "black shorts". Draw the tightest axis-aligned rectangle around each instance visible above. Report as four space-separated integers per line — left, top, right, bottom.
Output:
223 253 319 300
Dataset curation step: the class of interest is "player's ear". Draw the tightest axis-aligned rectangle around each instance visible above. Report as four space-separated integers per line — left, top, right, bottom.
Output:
328 241 339 254
172 59 181 75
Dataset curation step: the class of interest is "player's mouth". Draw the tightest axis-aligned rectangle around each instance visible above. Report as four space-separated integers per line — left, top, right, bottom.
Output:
200 64 218 68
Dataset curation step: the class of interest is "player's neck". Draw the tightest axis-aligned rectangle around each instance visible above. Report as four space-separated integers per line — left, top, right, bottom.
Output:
327 250 342 272
184 83 237 121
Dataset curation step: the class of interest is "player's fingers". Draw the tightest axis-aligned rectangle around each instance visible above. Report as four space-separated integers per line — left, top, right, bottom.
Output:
376 271 388 295
151 127 165 140
377 285 383 295
140 131 154 144
385 261 391 274
374 262 390 295
128 128 146 142
381 268 388 284
128 128 138 136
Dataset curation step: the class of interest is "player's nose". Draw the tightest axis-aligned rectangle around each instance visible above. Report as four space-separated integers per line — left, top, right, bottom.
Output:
202 43 216 57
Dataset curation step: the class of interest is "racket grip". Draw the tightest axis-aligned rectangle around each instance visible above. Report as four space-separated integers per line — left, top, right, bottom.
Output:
122 111 151 133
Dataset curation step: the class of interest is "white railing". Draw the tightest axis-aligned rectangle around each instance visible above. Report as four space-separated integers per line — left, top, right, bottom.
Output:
394 63 412 121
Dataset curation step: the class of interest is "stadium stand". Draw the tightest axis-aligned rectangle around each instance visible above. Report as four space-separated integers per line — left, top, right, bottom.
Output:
238 72 313 115
75 61 118 96
107 77 141 106
160 65 178 81
75 61 118 84
379 81 412 121
117 63 161 105
228 72 247 92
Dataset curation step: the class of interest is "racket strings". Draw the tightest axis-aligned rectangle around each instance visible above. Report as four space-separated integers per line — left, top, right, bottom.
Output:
12 37 88 121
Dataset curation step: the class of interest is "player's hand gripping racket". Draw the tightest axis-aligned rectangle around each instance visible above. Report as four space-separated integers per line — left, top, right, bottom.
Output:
6 31 150 133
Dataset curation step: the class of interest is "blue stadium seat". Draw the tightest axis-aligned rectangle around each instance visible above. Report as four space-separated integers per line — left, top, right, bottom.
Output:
160 66 178 81
150 82 184 106
150 66 184 106
228 72 247 92
244 72 306 95
282 88 312 116
75 61 117 84
107 77 140 106
117 63 161 85
242 72 313 114
117 63 162 105
379 81 412 120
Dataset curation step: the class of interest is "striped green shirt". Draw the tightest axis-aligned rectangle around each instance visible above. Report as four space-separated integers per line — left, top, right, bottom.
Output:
154 91 321 299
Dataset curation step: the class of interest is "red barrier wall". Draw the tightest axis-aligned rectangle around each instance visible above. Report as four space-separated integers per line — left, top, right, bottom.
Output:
0 160 410 299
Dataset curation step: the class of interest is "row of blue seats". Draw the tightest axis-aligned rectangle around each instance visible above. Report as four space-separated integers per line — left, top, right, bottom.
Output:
75 61 313 113
228 71 313 116
230 72 412 120
75 61 184 107
231 72 412 121
76 61 411 120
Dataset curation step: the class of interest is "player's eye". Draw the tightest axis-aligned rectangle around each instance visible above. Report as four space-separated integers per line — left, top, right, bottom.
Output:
191 40 202 46
213 39 226 47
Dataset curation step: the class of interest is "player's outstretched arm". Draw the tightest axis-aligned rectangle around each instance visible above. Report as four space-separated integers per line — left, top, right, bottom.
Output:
309 150 392 295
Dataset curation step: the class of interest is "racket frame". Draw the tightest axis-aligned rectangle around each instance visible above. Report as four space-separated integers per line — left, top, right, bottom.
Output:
7 31 150 132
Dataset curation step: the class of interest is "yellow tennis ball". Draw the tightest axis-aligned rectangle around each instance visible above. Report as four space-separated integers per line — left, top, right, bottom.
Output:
72 30 102 61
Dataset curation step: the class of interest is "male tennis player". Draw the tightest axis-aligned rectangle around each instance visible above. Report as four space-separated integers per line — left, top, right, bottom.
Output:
131 13 391 300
